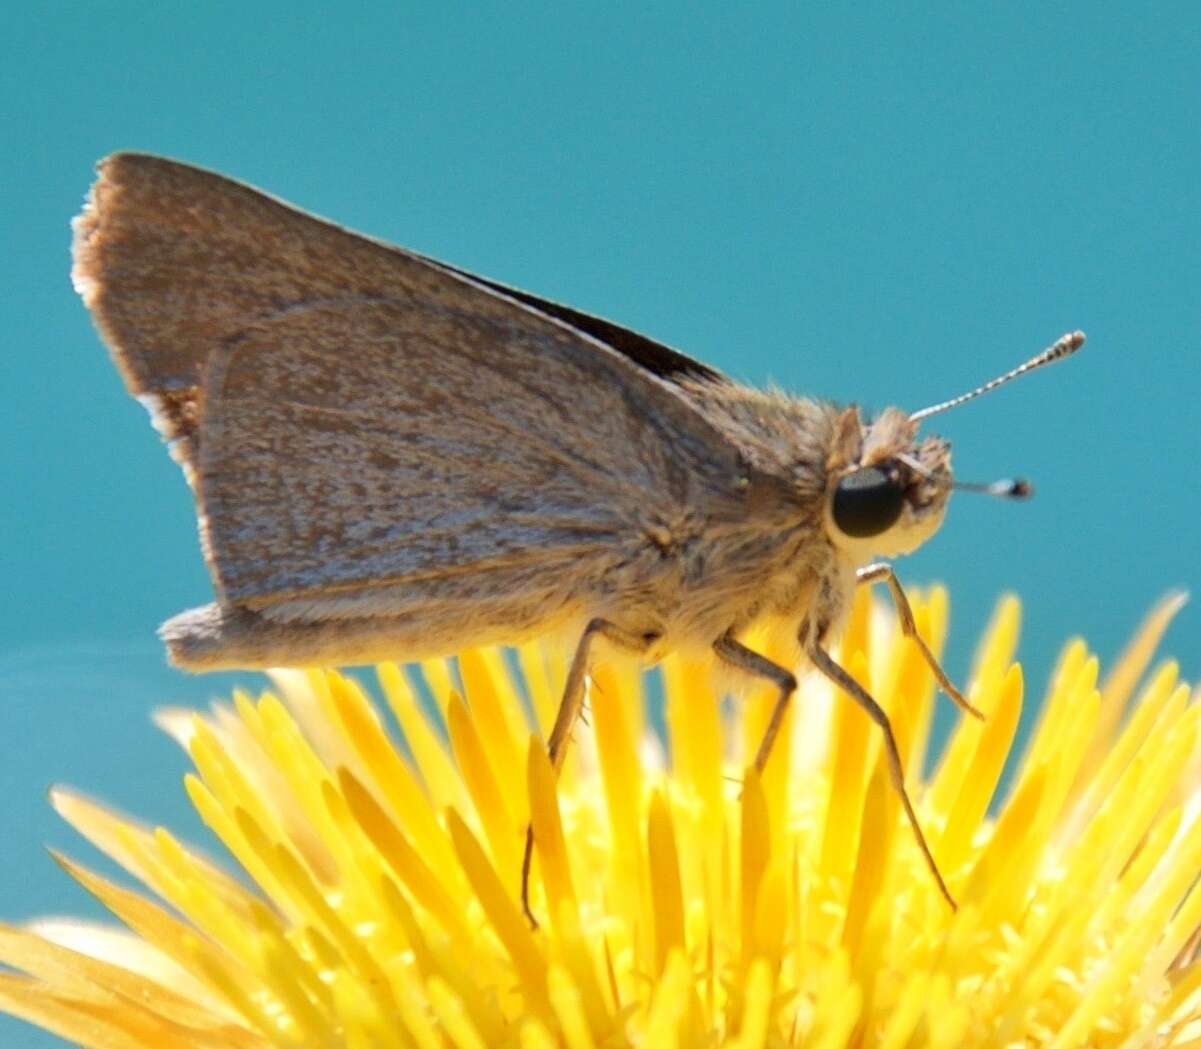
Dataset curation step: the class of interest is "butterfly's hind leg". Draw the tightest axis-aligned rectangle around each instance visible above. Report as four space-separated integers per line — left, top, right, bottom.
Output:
521 617 655 927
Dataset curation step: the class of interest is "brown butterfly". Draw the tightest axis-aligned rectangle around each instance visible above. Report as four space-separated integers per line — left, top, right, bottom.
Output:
73 153 1084 916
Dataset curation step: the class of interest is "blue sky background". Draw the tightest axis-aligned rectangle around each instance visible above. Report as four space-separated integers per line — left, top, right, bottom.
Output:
2 5 1199 1043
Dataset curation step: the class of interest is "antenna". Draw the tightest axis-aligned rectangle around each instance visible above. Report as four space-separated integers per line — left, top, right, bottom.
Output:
909 330 1085 423
953 477 1031 499
897 454 1032 500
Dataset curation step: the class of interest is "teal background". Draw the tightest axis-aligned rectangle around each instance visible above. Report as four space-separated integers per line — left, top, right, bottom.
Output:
3 5 1200 1043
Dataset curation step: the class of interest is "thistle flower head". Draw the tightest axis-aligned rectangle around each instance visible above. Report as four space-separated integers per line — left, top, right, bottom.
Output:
0 587 1198 1047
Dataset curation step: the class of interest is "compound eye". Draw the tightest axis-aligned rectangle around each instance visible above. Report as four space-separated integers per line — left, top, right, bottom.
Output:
832 465 905 538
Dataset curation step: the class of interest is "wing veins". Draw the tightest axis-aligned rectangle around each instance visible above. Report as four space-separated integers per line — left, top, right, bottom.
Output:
269 391 636 505
235 301 653 503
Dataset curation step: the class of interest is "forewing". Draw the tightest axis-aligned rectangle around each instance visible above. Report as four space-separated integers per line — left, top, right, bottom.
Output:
429 262 724 383
73 153 748 612
202 295 728 607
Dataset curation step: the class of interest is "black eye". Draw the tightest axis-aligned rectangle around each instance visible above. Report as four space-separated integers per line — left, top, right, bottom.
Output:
832 465 906 538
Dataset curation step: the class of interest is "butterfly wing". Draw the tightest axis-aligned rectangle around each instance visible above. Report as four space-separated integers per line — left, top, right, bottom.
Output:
73 154 752 654
198 294 727 612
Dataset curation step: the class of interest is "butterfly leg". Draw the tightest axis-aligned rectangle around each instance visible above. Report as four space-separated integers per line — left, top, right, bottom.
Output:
712 633 798 774
856 563 983 720
805 635 956 910
522 617 655 927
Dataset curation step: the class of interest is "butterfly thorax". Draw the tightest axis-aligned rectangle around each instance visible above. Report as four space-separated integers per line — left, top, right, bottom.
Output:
640 382 953 653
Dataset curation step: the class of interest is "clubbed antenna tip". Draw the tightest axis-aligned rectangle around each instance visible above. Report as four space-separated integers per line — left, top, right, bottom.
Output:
910 330 1086 423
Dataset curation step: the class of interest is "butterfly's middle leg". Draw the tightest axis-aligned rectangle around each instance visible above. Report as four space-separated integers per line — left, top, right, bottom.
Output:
522 617 655 926
715 622 956 910
712 632 798 774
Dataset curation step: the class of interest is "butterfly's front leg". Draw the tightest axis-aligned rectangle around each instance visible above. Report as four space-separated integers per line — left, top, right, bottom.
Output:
856 562 983 720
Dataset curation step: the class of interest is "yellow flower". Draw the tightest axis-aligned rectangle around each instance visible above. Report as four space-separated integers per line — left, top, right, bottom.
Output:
0 587 1198 1047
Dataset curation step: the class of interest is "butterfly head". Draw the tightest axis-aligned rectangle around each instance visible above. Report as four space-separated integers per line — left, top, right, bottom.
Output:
820 330 1085 560
823 406 952 558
